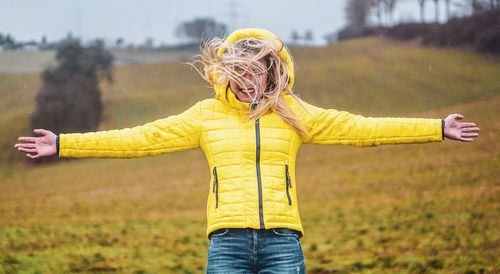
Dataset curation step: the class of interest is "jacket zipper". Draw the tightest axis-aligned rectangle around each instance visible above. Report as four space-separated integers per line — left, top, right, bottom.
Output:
255 118 265 229
212 167 218 209
285 164 292 205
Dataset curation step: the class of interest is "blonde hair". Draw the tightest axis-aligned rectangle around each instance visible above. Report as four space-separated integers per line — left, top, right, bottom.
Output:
189 36 308 135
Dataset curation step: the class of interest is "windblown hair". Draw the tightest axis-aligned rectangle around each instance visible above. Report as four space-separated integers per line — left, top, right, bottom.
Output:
189 37 308 136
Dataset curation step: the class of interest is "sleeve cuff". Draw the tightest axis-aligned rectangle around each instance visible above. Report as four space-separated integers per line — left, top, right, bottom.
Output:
441 119 445 140
56 135 60 156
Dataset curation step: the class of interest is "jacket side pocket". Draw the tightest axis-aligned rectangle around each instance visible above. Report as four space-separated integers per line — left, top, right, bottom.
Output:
285 164 292 206
212 167 219 209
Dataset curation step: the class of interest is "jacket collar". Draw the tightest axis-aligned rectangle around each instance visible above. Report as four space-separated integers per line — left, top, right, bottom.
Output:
214 82 251 112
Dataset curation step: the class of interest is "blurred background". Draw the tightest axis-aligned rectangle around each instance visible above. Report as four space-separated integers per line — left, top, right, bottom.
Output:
0 0 498 273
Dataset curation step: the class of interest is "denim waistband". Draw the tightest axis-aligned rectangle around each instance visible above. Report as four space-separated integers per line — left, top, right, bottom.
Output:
209 227 301 240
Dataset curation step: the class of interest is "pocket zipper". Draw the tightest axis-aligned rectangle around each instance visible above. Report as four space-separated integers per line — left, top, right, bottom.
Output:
212 167 219 209
285 164 292 206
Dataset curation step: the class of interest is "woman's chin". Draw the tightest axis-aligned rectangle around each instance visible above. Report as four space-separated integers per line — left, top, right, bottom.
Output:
235 92 255 103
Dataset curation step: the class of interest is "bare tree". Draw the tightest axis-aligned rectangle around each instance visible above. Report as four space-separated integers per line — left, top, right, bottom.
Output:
469 0 500 12
304 30 314 45
290 30 300 45
115 37 124 48
419 0 427 22
452 0 499 15
445 0 452 19
175 18 227 43
434 0 440 21
346 0 373 28
372 0 383 26
384 0 398 25
324 33 337 45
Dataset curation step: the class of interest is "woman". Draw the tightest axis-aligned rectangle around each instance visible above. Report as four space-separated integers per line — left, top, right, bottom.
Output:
14 28 479 273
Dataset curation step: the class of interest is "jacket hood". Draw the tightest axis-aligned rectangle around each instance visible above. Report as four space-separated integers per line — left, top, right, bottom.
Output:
213 28 295 111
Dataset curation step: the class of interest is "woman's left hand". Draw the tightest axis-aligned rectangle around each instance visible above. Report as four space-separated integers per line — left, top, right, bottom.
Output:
443 114 480 142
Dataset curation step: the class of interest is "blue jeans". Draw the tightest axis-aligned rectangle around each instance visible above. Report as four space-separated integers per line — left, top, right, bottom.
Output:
206 228 306 274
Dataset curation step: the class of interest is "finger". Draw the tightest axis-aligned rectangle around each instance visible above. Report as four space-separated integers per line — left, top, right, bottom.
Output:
34 129 49 136
453 114 464 120
461 132 479 137
14 143 36 148
18 136 37 143
459 122 477 128
26 153 40 159
18 147 37 153
462 127 480 132
14 143 36 147
459 137 474 142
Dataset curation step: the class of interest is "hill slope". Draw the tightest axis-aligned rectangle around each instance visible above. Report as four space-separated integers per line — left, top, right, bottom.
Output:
1 38 499 167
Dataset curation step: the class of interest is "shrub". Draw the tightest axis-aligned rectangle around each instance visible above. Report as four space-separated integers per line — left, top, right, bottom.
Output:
30 38 113 162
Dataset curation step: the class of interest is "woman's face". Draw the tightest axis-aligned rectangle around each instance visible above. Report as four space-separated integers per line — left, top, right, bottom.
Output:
229 58 269 103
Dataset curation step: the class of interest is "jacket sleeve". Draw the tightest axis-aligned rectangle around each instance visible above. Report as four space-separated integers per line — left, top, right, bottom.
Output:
294 99 443 146
59 101 202 158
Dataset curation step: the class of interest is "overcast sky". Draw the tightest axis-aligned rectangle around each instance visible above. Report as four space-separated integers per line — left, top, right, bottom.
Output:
1 0 456 46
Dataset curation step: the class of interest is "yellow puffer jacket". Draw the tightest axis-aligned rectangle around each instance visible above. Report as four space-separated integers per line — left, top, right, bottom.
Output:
59 28 443 238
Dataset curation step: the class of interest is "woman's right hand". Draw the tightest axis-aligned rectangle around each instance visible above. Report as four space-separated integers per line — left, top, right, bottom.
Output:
14 129 57 159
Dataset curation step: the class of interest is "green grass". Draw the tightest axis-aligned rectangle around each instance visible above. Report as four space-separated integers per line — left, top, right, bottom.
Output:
0 37 499 273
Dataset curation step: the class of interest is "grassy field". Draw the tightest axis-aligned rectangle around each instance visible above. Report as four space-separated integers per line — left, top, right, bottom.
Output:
0 51 56 74
0 37 499 273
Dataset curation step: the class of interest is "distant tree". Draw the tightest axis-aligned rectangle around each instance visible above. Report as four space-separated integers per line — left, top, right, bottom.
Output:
290 30 300 45
370 0 397 26
346 0 373 28
434 0 440 21
384 0 398 25
324 32 337 45
31 38 114 161
469 0 482 13
175 18 227 43
144 37 154 49
445 0 452 19
304 30 314 45
115 37 124 48
0 33 16 49
372 0 384 26
419 0 427 22
338 0 373 41
466 0 500 13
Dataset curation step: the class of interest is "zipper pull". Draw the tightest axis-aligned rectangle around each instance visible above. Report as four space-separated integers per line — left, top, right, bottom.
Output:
212 167 217 192
285 164 292 206
285 164 292 188
213 167 219 209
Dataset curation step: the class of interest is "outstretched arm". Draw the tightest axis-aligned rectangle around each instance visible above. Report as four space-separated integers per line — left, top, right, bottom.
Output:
290 98 479 146
14 101 203 159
